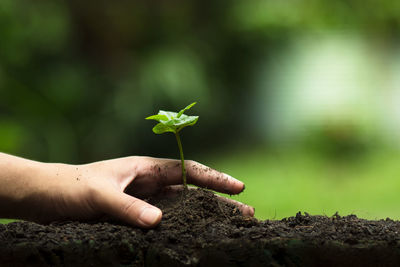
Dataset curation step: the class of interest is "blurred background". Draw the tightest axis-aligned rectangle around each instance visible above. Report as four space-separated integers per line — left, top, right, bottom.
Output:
1 0 400 221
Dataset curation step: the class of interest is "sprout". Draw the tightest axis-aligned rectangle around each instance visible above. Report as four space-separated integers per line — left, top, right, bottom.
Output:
146 102 199 188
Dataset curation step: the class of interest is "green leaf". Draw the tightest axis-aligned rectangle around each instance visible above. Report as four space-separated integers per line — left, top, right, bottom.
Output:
146 102 199 135
174 114 198 126
159 110 177 120
152 123 176 134
177 116 198 132
177 102 196 118
145 114 168 122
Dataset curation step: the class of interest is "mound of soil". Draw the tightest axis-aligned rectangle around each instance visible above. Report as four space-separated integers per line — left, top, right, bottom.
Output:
1 188 400 266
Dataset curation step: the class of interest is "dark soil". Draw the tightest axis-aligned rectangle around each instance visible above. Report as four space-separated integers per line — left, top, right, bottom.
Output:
2 188 400 266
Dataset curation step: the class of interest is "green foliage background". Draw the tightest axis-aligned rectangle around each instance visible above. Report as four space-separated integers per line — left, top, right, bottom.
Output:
1 0 400 222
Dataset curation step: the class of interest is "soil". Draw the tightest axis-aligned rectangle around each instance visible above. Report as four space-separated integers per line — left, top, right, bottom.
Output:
1 188 400 267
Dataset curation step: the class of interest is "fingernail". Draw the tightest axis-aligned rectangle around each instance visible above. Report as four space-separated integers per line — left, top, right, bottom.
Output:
139 207 162 226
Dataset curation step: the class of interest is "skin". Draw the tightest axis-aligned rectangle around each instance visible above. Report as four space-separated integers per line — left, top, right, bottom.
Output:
0 153 254 228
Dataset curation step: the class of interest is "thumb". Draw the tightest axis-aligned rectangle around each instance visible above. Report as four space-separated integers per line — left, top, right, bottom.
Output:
98 189 162 228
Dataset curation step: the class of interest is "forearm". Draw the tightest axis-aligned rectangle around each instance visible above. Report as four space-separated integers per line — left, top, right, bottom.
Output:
0 153 45 219
0 153 70 221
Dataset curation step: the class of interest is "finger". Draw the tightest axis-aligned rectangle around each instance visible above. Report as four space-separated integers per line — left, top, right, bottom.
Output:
214 195 255 217
186 161 245 194
139 157 245 194
95 188 162 228
154 185 255 217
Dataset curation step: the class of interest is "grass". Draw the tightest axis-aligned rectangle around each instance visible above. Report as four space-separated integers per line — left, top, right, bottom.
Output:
202 146 400 221
0 219 17 224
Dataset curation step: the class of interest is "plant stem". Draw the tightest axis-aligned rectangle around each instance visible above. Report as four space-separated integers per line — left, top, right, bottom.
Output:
175 132 187 188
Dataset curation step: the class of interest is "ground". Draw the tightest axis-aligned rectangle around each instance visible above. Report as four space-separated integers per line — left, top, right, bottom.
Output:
1 188 400 266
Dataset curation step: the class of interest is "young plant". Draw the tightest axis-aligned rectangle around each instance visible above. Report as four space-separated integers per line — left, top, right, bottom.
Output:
146 102 199 188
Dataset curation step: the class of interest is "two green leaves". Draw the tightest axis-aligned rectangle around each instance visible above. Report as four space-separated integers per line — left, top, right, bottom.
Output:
146 102 199 134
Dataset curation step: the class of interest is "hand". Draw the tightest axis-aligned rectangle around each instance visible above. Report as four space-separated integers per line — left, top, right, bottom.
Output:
4 155 254 228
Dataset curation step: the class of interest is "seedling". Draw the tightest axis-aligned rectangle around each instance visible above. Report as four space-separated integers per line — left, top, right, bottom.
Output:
146 102 199 188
